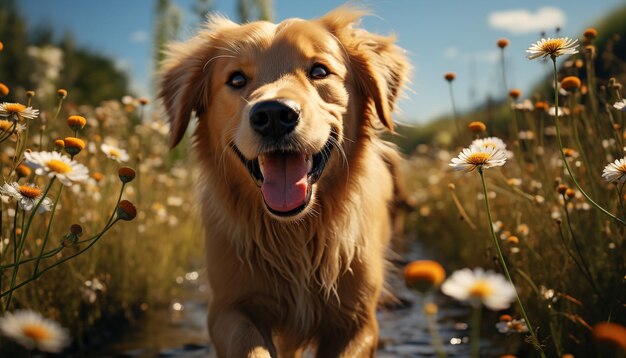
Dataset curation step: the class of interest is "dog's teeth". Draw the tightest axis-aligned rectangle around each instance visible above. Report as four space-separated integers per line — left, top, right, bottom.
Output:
259 156 265 177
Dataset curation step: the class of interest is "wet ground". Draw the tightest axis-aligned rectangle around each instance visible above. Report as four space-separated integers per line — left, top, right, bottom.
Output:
96 242 508 357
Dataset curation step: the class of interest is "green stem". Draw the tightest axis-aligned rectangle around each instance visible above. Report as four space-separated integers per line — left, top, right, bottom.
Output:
560 194 600 297
470 304 482 358
478 168 545 356
0 219 119 298
550 58 626 226
5 178 55 309
448 82 462 139
33 185 64 276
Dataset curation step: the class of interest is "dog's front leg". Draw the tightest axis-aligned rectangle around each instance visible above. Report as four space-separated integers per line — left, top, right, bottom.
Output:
209 308 276 358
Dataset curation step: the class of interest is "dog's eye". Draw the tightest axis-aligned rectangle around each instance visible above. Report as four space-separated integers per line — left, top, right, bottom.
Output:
227 72 247 88
309 64 329 79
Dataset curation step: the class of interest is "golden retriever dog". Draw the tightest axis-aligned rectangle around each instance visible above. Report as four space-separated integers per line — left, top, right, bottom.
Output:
159 6 409 357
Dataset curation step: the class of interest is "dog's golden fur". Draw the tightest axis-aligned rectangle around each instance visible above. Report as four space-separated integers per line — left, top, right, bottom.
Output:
159 6 409 357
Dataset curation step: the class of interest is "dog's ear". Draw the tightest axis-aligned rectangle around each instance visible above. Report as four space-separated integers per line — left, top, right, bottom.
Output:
159 15 238 148
320 7 409 131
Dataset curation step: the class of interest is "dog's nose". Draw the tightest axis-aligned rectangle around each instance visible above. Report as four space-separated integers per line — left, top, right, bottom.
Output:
249 99 300 139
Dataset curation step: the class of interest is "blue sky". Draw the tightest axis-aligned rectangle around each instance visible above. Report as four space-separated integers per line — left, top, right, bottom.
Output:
17 0 625 124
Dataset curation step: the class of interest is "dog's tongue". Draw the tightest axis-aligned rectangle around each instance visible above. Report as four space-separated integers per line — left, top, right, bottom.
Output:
260 153 308 212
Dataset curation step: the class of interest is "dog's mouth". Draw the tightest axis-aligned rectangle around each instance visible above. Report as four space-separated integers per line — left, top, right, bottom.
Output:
232 134 335 217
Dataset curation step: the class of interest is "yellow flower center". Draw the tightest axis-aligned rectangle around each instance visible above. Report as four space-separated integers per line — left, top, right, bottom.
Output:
22 324 50 341
4 103 26 113
108 149 121 158
617 163 626 173
0 120 12 131
46 159 72 174
541 39 566 54
19 185 42 198
469 280 493 298
466 152 491 165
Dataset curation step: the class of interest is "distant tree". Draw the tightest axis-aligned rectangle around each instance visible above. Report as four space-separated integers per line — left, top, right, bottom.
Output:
193 0 213 23
153 0 182 69
0 0 33 92
237 0 273 23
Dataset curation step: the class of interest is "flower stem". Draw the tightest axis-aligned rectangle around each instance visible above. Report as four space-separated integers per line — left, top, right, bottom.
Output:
4 178 55 310
470 304 482 358
32 185 64 276
550 57 626 225
478 168 545 356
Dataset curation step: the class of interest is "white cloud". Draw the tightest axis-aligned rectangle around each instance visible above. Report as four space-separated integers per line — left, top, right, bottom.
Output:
130 30 148 43
489 7 566 35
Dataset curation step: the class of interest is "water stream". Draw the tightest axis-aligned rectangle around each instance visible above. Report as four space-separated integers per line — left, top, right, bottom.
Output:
94 241 508 357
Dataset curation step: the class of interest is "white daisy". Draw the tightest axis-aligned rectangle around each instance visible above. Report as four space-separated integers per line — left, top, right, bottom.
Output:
441 267 516 310
100 143 130 163
548 106 570 117
526 37 579 60
24 151 89 186
0 310 70 353
0 102 39 121
471 137 507 152
496 318 529 334
613 99 626 112
602 157 626 183
450 145 507 172
0 182 52 212
0 119 26 133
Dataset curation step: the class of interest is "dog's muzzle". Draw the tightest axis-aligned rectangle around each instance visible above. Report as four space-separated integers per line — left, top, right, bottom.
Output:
233 99 334 218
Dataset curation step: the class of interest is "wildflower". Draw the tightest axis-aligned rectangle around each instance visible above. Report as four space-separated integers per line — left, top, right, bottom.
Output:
444 72 456 82
63 137 86 156
548 106 570 117
56 89 67 99
90 172 104 183
0 102 39 121
24 151 89 186
557 184 568 195
527 37 579 60
508 89 521 99
0 41 3 51
467 121 486 133
534 101 549 111
118 166 136 183
0 83 8 96
497 38 509 49
583 28 598 41
404 260 446 293
471 136 507 151
614 99 626 112
0 309 70 353
15 164 32 178
562 148 578 158
512 100 534 112
450 145 507 172
101 143 130 163
424 303 438 316
496 318 529 334
602 157 626 183
565 189 575 199
441 268 516 310
560 76 581 91
138 97 150 105
0 119 25 133
26 90 35 98
116 200 137 221
592 322 626 350
62 224 83 247
0 182 52 212
506 236 519 245
67 115 87 131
